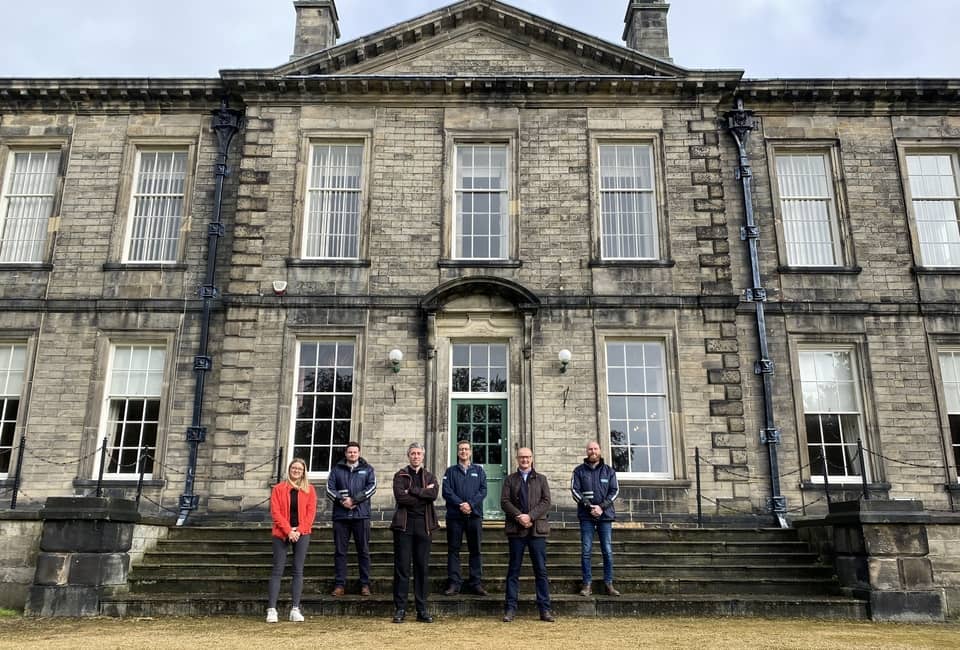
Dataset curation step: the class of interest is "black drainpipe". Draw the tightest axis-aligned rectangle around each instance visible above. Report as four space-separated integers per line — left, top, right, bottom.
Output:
725 98 788 528
177 99 244 526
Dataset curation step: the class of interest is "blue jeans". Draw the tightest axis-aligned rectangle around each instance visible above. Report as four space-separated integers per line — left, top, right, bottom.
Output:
504 535 551 613
580 519 613 585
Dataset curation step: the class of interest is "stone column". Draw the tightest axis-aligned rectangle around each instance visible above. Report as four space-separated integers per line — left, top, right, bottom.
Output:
827 499 945 622
25 496 139 617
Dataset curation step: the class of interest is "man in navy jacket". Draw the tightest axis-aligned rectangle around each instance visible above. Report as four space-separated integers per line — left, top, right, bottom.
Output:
441 439 488 596
570 440 620 597
326 441 377 596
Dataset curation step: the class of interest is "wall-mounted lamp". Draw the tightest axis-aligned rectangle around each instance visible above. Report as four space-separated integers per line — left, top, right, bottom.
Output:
272 280 288 297
389 348 404 373
558 348 572 374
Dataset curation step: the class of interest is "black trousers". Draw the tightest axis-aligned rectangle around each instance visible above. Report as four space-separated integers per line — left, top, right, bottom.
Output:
393 517 432 614
446 515 483 589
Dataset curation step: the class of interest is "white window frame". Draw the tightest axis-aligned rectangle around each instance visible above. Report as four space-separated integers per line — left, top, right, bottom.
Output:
453 143 510 261
93 343 166 480
603 340 673 480
302 142 365 260
0 342 26 478
0 149 61 264
122 148 189 264
597 142 660 260
289 339 357 477
903 151 960 268
773 151 843 267
798 346 868 484
936 348 960 482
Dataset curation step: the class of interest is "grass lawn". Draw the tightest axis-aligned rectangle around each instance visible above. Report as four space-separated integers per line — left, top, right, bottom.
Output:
0 615 959 649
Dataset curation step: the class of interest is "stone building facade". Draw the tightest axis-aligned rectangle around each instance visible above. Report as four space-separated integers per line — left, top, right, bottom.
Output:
1 0 958 525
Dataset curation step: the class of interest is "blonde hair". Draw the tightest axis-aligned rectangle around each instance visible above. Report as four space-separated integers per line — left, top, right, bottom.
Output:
286 458 311 493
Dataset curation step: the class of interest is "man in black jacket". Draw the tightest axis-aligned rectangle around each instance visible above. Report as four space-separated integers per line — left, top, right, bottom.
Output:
500 447 555 623
442 439 488 596
391 441 439 624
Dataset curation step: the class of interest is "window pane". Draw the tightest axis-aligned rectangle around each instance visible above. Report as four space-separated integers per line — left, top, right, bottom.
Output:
605 341 671 476
455 143 508 259
598 144 657 259
291 340 355 473
304 143 364 259
0 150 60 263
126 151 186 263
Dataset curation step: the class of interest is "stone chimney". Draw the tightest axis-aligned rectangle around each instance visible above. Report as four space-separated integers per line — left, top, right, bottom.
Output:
622 0 672 62
291 0 340 59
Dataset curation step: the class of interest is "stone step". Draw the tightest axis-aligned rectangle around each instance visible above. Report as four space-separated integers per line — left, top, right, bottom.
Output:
139 550 821 566
125 575 840 596
130 562 834 581
151 539 813 555
165 526 801 543
101 592 869 620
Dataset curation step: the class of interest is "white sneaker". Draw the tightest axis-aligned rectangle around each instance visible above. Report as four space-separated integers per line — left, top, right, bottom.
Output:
265 608 278 623
289 607 304 622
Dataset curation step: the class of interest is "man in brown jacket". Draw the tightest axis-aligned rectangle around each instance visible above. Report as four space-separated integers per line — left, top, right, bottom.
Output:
500 447 555 623
391 441 439 624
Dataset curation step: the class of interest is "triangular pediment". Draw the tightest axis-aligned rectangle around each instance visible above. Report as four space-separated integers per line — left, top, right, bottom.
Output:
267 0 688 79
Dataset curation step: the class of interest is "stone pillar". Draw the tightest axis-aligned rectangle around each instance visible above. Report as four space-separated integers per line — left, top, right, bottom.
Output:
291 0 340 59
622 0 672 61
827 499 945 622
25 497 139 617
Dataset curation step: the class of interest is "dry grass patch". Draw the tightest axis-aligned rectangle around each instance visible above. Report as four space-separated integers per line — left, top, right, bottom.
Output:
0 615 958 649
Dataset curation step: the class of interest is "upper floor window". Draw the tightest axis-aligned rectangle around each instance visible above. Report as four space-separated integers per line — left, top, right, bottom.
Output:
605 341 672 478
0 150 61 263
0 343 26 477
97 344 165 478
124 150 187 263
292 341 355 474
774 153 841 266
799 348 866 483
937 350 960 477
598 144 658 260
455 143 508 260
303 143 363 259
905 153 960 267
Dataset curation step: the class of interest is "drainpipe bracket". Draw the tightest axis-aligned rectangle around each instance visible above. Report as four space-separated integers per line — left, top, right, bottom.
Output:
178 494 200 511
760 427 781 444
208 223 226 238
186 426 208 443
744 287 767 302
767 495 787 513
193 355 213 371
199 285 220 299
740 225 760 240
754 359 775 375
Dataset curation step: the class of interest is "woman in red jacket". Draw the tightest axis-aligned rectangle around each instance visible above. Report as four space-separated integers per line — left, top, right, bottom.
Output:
266 457 317 623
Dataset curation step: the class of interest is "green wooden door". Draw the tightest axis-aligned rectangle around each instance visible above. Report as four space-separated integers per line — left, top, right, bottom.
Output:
451 400 507 520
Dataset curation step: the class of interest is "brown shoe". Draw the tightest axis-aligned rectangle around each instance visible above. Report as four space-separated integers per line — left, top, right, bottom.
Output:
579 583 592 597
360 585 371 597
444 586 460 596
605 583 621 597
470 585 489 596
539 610 556 622
331 585 345 597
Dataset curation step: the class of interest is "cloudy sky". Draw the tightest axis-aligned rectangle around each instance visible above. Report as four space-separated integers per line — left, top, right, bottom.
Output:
2 0 958 79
